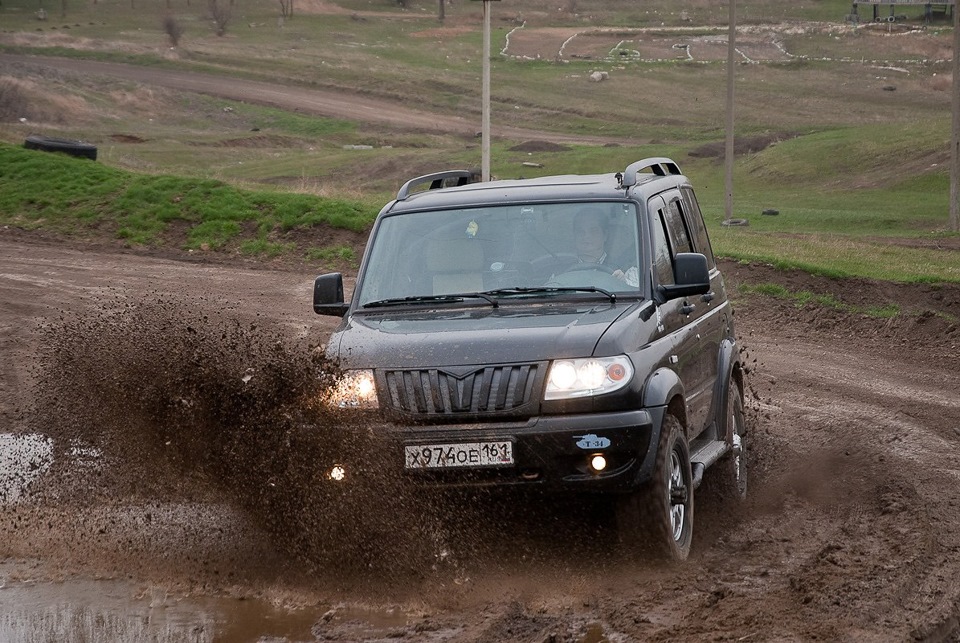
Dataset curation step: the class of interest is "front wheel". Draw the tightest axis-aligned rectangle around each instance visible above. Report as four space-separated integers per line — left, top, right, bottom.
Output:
616 414 694 561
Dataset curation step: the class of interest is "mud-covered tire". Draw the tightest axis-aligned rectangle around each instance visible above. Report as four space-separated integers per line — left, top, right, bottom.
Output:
617 414 694 561
23 135 98 160
718 378 748 501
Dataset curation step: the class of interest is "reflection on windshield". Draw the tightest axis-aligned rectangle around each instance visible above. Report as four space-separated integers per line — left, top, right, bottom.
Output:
356 202 642 307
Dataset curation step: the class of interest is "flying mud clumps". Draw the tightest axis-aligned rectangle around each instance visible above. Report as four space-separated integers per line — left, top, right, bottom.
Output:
18 292 454 583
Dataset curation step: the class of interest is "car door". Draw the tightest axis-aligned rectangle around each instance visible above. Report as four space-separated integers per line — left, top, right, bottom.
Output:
653 191 718 437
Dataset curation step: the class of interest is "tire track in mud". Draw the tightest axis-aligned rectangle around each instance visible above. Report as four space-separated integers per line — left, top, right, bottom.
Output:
722 334 960 642
3 240 960 641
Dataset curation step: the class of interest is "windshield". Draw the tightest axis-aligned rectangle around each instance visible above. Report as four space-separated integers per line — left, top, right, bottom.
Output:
355 202 642 307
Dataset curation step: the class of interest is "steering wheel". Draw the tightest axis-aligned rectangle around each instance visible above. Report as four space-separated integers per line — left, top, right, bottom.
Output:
560 262 617 275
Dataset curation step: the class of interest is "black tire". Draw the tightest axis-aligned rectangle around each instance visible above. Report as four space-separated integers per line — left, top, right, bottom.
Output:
23 135 98 161
617 414 694 561
715 378 748 501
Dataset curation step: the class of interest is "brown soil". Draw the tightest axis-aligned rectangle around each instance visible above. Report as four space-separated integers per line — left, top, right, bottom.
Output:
0 54 636 147
1 230 958 641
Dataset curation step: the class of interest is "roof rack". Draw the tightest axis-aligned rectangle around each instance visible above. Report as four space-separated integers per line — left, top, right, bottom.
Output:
619 157 682 188
396 170 476 201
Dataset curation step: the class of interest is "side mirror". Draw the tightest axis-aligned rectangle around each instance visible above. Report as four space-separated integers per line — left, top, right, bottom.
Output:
658 253 710 302
313 273 350 317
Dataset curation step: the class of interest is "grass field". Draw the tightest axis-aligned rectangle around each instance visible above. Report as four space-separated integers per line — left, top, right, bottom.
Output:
0 0 957 281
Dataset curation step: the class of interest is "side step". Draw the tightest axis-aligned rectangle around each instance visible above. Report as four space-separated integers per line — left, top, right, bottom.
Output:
689 439 730 489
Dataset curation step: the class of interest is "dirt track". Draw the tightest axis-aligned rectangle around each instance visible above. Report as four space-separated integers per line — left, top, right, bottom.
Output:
1 232 959 641
0 53 638 146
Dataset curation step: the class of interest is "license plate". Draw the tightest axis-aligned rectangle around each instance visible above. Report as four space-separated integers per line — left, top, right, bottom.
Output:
404 441 514 469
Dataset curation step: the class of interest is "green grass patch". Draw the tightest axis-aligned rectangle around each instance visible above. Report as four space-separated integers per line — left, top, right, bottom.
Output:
240 239 295 257
305 244 357 265
738 284 935 321
712 229 960 284
0 142 378 247
739 283 847 310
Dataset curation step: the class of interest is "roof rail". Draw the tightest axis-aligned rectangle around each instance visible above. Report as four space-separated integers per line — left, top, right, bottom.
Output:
619 157 682 188
396 170 476 201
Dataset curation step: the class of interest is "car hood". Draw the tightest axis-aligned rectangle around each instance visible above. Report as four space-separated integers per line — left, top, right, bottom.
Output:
331 300 639 368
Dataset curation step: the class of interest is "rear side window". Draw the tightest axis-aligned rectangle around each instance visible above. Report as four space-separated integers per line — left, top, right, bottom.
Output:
652 211 675 286
680 187 716 269
664 199 693 254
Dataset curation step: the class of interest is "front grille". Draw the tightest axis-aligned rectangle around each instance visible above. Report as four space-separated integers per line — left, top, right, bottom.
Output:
381 364 540 415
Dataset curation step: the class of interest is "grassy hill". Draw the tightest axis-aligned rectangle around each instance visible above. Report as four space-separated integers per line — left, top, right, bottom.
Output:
0 0 957 282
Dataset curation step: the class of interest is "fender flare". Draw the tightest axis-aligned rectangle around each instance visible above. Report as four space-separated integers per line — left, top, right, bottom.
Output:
714 337 742 440
635 367 686 481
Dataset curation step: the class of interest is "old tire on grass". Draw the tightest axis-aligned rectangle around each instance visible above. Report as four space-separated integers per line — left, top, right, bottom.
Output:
24 135 98 161
617 414 694 561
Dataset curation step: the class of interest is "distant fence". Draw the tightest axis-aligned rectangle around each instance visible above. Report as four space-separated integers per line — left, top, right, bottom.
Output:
850 0 955 22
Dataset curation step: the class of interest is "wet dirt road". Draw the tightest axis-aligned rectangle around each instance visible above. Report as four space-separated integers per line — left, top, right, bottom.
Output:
1 234 959 642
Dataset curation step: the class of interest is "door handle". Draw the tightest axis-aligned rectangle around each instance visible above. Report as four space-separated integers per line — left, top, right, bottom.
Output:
681 302 696 315
701 291 715 303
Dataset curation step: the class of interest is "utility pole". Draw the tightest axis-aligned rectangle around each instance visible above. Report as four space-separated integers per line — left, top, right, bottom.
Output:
951 0 960 231
481 0 492 182
724 0 736 222
471 0 499 181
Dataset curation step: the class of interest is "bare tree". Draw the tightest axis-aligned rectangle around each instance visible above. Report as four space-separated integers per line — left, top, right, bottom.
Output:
163 15 185 47
208 0 231 36
437 0 444 21
279 0 293 19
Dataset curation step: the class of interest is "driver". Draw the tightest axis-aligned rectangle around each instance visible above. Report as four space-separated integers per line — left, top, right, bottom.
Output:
573 208 639 287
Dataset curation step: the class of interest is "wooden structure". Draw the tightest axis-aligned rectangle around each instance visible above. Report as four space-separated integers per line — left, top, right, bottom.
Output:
851 0 955 23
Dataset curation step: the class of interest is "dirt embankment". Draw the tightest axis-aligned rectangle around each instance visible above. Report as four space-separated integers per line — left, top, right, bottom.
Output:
0 233 959 641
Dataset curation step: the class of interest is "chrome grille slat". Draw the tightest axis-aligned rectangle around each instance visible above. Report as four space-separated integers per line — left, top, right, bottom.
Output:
382 364 539 415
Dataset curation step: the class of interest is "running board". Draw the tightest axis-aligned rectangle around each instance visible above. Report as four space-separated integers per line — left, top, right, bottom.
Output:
689 439 730 489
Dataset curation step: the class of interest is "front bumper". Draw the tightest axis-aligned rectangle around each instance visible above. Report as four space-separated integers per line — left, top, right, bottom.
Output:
382 409 655 491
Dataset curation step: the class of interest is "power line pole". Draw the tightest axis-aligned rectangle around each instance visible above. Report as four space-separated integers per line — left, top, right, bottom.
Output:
481 0 492 182
472 0 500 181
951 0 959 231
724 0 736 222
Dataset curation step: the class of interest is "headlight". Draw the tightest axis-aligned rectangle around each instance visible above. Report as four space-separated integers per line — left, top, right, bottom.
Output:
326 369 379 409
544 356 633 400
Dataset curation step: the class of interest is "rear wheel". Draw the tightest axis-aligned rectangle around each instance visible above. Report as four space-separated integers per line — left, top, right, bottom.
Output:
713 378 748 501
617 414 693 561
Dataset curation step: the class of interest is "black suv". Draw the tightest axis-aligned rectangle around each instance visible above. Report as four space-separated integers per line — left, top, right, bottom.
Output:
313 158 746 560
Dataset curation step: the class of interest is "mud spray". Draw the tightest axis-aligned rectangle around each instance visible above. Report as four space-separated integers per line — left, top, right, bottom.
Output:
6 293 613 592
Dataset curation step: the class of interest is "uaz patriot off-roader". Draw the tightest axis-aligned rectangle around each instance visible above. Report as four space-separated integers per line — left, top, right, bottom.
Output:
313 158 746 560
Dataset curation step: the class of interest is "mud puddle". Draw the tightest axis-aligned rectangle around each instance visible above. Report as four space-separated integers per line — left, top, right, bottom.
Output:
2 295 621 641
0 562 423 642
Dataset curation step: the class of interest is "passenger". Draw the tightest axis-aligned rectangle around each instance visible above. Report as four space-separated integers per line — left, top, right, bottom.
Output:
572 207 639 287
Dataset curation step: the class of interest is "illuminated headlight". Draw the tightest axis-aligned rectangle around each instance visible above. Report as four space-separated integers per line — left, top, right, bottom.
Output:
326 369 379 409
544 356 633 400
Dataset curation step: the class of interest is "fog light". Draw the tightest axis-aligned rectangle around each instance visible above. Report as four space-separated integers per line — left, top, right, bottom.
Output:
589 454 607 473
328 465 346 481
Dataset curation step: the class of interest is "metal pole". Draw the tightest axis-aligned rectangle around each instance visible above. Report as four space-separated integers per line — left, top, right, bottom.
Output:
481 0 491 182
724 0 736 222
951 0 960 231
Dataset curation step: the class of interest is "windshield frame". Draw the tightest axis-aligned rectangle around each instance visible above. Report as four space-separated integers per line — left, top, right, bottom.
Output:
353 200 647 310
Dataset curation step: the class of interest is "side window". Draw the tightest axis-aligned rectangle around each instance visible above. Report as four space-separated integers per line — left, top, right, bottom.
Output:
665 199 693 254
652 211 675 286
680 187 716 270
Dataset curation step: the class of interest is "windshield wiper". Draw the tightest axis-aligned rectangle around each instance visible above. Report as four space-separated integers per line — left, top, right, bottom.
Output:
362 293 498 308
481 287 617 303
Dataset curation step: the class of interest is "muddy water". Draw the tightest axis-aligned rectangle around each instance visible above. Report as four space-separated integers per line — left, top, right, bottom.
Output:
0 567 325 642
0 295 610 641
